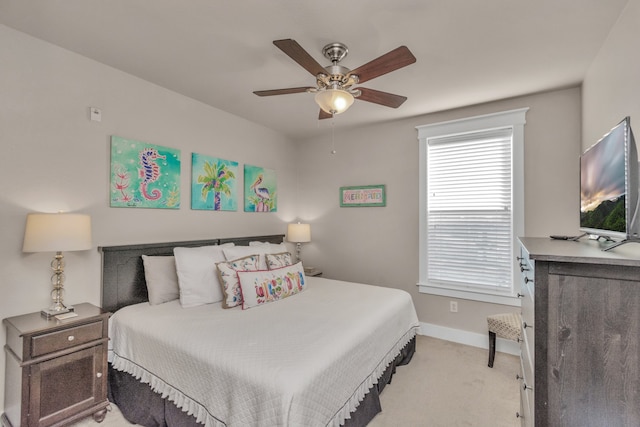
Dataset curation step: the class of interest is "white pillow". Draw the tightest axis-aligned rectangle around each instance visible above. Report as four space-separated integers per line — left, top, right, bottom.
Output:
173 243 234 307
237 262 306 309
249 241 288 254
141 255 179 305
223 246 270 270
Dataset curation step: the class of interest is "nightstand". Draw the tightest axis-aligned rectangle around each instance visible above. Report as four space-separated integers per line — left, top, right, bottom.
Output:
305 268 322 277
2 303 110 427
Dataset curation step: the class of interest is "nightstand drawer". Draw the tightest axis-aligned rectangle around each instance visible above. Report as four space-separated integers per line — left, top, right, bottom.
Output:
31 320 103 357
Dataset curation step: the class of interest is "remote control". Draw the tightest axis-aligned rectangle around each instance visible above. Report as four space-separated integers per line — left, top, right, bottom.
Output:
55 312 79 320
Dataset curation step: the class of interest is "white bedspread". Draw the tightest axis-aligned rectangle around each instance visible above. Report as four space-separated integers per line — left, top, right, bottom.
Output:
109 277 420 427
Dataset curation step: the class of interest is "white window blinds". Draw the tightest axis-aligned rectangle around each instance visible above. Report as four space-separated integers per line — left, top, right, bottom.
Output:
426 128 513 293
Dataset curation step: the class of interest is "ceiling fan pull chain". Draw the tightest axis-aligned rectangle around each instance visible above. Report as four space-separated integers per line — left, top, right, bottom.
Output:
331 115 337 155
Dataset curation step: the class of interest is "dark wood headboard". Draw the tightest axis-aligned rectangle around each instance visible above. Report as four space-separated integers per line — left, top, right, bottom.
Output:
99 234 285 312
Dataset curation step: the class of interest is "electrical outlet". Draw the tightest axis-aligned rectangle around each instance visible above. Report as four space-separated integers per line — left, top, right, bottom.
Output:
449 301 458 313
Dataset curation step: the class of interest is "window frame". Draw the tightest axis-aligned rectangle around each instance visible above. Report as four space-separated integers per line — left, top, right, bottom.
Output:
416 108 528 306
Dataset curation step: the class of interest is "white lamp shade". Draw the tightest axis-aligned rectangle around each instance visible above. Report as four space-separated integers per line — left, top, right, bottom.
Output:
287 223 311 243
315 89 355 115
23 213 92 253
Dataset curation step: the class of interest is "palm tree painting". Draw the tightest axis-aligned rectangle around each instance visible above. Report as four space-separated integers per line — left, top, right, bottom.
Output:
244 164 277 212
191 153 238 211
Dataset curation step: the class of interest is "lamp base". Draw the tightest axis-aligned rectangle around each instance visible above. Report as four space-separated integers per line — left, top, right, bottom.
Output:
41 305 74 319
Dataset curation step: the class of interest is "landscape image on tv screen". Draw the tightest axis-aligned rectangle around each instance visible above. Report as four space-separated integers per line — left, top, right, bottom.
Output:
580 125 626 233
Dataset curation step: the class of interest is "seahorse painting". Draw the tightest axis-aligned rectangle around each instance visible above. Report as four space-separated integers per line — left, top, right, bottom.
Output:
110 135 180 209
138 147 166 200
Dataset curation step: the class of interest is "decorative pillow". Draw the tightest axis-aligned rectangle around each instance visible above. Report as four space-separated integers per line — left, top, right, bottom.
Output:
173 243 234 308
223 246 269 270
249 241 288 254
237 262 306 309
266 252 293 270
141 255 179 305
216 255 261 308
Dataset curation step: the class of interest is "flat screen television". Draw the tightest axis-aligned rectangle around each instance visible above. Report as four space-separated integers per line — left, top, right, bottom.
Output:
580 117 640 249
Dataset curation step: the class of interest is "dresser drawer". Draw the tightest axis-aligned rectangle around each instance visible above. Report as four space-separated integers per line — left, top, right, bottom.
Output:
519 356 533 426
518 246 535 282
31 320 104 357
521 335 534 387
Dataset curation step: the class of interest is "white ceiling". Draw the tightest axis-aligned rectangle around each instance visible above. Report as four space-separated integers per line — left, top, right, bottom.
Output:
0 0 629 140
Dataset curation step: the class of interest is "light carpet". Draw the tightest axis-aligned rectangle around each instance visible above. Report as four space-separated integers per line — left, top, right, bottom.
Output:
72 335 520 427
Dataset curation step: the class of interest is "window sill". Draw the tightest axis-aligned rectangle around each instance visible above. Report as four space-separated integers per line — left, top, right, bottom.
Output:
417 283 521 307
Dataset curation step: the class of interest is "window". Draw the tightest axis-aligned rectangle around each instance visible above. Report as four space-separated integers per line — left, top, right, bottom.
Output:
416 108 528 306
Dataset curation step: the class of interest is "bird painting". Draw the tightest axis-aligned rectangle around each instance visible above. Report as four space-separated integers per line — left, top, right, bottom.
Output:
244 165 277 212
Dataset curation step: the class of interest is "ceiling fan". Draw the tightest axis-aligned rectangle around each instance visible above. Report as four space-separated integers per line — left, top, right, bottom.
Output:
253 39 416 119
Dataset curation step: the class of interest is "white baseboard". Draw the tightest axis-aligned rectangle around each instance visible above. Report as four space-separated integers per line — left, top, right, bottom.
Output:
418 322 520 356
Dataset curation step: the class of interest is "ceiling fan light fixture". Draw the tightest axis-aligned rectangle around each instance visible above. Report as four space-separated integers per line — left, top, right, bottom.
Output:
315 88 355 115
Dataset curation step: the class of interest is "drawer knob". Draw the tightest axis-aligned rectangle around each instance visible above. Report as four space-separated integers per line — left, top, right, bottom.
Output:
67 335 75 341
516 412 524 419
516 374 523 381
520 265 530 272
96 372 103 378
517 293 524 298
524 277 533 284
523 383 533 391
523 322 532 329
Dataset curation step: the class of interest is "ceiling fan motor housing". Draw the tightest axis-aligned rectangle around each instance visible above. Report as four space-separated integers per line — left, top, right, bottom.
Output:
317 64 358 91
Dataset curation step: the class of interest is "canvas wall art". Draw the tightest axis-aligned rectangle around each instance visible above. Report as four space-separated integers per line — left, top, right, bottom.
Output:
244 164 277 212
191 153 238 211
339 185 386 207
110 135 181 209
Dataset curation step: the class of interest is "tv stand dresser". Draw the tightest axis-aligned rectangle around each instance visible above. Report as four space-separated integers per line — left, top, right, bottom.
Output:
517 237 640 427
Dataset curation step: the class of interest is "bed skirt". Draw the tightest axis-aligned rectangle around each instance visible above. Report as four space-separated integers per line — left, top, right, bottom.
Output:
108 336 416 427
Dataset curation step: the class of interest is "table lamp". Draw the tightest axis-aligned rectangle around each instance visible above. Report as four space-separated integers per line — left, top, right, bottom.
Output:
287 222 311 264
23 213 92 318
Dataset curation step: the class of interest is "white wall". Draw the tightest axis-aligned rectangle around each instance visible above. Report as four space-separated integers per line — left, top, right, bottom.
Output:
583 0 640 148
0 25 297 412
296 87 582 337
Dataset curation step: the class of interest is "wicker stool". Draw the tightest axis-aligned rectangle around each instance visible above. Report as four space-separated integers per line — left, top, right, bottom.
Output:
487 312 522 368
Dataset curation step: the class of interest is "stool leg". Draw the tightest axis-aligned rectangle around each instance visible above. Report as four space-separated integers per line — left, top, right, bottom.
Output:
488 331 496 368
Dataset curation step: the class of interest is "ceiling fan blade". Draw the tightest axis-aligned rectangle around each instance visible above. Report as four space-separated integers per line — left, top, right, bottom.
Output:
253 87 315 96
273 39 327 77
319 109 333 120
348 46 416 84
356 87 407 108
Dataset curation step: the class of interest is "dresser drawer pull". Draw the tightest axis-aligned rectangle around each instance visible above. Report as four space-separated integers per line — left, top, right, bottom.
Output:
516 374 523 381
97 372 103 378
516 412 524 419
517 293 524 298
523 383 533 391
520 265 530 272
67 335 75 342
524 277 533 284
523 322 532 329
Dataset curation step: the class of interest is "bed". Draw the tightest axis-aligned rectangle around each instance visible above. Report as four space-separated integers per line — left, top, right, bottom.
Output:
100 235 420 427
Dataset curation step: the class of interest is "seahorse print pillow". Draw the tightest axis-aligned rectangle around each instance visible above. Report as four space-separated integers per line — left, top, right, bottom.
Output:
266 252 293 270
216 255 261 308
237 262 306 309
